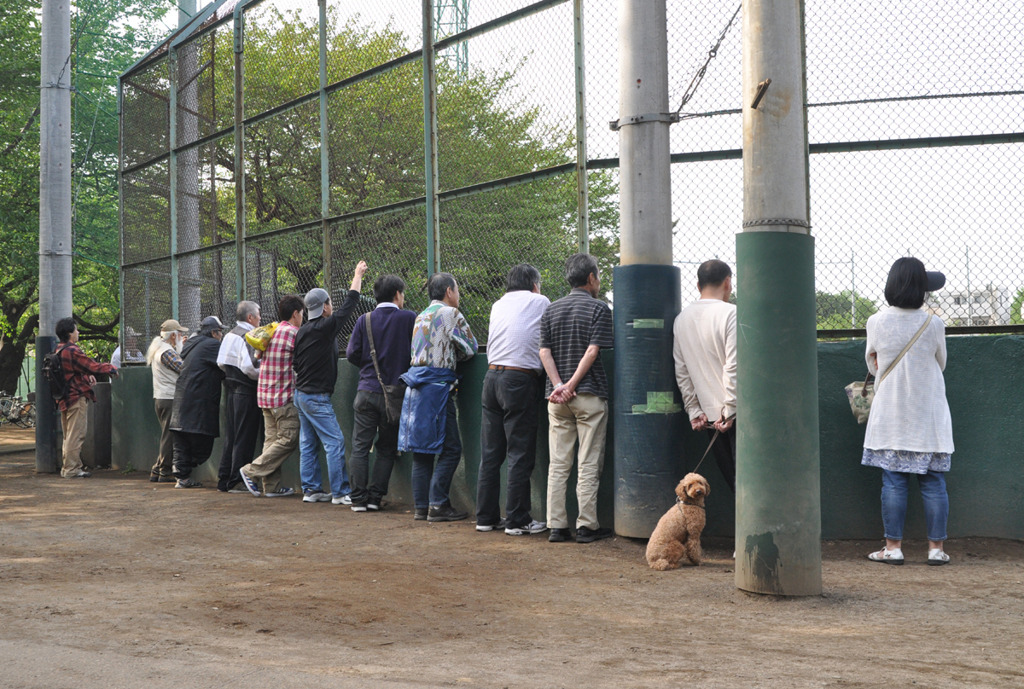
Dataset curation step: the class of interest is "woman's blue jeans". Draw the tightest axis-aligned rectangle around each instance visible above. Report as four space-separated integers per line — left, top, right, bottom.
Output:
881 469 948 542
294 390 350 497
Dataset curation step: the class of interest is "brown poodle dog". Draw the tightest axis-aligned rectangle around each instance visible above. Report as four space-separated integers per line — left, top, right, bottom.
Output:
645 473 710 570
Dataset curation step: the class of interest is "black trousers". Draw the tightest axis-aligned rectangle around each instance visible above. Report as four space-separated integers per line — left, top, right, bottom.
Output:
475 369 542 529
348 389 400 506
704 425 736 493
172 430 216 479
217 384 262 490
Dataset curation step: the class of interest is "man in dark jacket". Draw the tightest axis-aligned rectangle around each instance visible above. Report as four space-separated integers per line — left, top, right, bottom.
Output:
344 274 415 512
292 261 367 504
170 316 226 488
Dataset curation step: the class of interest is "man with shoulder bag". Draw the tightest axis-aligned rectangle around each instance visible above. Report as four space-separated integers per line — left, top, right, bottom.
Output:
345 274 416 512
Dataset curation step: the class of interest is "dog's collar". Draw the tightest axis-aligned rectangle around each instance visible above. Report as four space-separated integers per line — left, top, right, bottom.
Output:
676 496 705 511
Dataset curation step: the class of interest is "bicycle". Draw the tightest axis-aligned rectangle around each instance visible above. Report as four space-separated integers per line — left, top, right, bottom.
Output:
0 391 35 428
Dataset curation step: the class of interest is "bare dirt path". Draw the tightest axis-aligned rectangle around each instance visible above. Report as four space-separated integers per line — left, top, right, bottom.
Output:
1 439 1022 688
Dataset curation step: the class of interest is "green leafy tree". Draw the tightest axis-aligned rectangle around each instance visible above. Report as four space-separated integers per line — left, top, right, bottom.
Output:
816 290 877 330
0 1 170 391
1010 287 1024 325
219 9 618 335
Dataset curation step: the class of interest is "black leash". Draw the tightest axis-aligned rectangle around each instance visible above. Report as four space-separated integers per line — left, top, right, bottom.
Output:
691 414 735 474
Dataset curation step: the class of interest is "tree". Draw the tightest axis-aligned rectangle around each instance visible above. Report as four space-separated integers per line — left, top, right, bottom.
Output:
1010 287 1024 325
816 290 877 330
213 9 618 335
0 1 171 392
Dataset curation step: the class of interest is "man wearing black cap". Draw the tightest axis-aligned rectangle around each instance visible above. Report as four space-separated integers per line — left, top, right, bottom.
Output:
292 261 368 504
170 316 226 488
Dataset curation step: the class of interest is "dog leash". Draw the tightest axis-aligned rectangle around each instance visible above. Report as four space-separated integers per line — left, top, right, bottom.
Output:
691 414 735 474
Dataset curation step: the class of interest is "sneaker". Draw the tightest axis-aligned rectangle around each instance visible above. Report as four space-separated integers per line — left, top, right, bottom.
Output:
227 483 251 494
475 518 507 533
366 502 380 511
351 504 368 512
175 477 202 488
927 548 950 566
414 508 428 521
65 469 91 478
505 520 548 536
867 547 904 565
264 486 295 498
575 526 613 543
239 471 261 497
427 503 468 522
548 528 572 543
302 491 331 503
332 494 353 506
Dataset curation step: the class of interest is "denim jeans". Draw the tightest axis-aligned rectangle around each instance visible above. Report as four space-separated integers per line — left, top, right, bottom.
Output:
411 394 462 509
881 469 948 541
476 369 541 528
294 390 350 497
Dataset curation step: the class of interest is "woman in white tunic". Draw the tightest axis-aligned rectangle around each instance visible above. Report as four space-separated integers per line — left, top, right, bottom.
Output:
862 257 953 566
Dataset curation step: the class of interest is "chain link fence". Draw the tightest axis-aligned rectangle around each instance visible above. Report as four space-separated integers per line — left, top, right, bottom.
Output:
120 0 1024 352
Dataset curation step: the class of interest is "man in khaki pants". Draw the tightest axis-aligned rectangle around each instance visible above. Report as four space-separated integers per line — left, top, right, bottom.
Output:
238 295 305 498
54 317 118 478
539 254 614 544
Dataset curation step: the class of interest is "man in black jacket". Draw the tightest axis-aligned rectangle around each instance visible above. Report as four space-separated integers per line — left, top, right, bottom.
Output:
170 316 226 488
293 261 367 504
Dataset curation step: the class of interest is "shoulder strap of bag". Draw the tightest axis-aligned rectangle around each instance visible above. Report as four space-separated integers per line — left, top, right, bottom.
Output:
877 315 932 385
365 311 389 391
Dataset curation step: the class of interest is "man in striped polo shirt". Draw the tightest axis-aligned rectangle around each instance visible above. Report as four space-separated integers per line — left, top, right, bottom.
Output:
539 253 614 544
238 295 305 498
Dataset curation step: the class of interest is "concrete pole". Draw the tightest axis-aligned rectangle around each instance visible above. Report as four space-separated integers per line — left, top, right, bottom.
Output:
37 0 74 472
612 0 683 538
176 0 201 330
736 0 821 595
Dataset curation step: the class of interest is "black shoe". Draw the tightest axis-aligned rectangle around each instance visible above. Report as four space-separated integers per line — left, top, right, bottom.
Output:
414 508 428 521
548 528 572 543
575 526 612 543
427 504 468 522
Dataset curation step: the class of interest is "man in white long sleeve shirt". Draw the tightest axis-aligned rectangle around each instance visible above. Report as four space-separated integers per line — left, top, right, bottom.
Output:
672 260 737 492
216 301 262 492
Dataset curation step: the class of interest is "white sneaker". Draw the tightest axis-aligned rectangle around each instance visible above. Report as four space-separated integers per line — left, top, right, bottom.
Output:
332 494 353 506
927 548 950 566
505 520 548 536
867 546 904 565
302 491 331 503
351 504 368 512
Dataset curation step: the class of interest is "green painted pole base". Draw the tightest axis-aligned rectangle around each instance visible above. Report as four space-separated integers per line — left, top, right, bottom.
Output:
35 335 61 473
612 264 684 538
735 233 822 596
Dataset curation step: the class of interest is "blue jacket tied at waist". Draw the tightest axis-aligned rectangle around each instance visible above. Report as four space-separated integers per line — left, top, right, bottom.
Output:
398 366 458 454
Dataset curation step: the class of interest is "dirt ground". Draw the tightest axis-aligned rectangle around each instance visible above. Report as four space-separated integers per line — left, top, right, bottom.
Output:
1 426 1022 689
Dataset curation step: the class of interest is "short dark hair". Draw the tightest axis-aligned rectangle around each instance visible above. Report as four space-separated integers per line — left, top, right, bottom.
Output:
697 260 732 290
506 264 540 292
884 257 927 309
427 272 457 302
374 275 406 304
56 317 76 343
565 253 598 288
277 295 305 322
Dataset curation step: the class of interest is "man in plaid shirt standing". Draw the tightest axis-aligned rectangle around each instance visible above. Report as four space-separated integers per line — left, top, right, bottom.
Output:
53 317 118 478
238 295 305 498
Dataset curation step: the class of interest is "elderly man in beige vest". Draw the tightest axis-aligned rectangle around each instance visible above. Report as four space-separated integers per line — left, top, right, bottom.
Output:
146 319 189 482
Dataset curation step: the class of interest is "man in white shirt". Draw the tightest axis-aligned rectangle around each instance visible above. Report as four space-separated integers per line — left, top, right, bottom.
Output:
476 264 550 535
673 260 737 492
145 319 188 482
216 301 262 493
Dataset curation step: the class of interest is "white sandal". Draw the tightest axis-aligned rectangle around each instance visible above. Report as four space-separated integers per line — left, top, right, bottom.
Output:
867 546 904 565
927 548 950 566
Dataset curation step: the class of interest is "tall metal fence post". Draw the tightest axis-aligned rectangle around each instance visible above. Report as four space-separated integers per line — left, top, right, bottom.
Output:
234 2 246 302
736 0 822 596
169 46 179 318
319 0 332 291
612 0 683 538
37 0 74 472
573 0 589 253
423 0 441 275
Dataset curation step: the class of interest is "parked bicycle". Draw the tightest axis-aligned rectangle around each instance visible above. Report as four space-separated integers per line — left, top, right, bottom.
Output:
0 391 36 428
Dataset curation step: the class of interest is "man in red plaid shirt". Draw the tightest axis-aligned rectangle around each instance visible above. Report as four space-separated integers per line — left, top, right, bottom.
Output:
238 295 305 498
54 317 118 478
